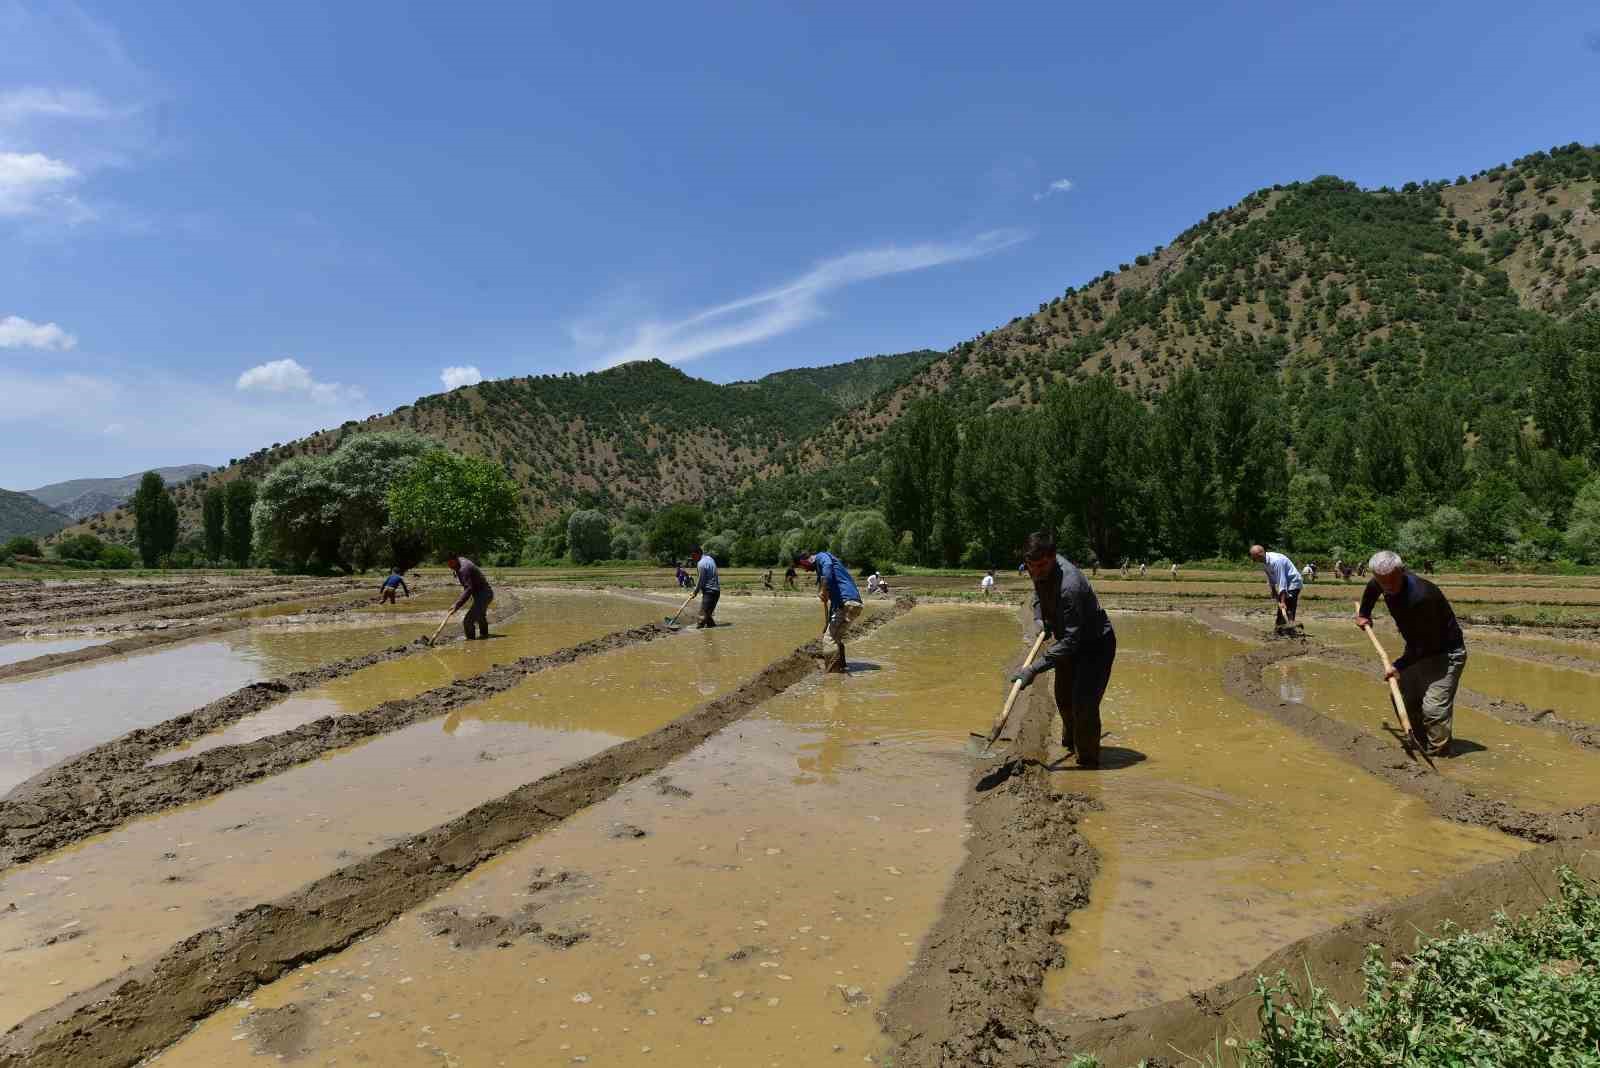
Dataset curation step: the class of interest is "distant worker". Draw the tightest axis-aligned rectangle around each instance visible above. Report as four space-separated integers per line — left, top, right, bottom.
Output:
762 568 775 592
981 569 996 599
1356 550 1466 757
1302 562 1316 582
867 571 882 596
1120 559 1129 578
446 555 494 640
1170 561 1179 580
1334 558 1346 581
1139 561 1148 579
378 567 410 604
675 562 690 589
1249 544 1303 628
795 549 863 673
691 545 720 628
875 573 891 596
784 564 798 591
1423 559 1436 576
1009 532 1117 768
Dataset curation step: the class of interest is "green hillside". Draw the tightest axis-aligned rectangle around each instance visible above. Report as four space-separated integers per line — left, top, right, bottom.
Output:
0 489 70 541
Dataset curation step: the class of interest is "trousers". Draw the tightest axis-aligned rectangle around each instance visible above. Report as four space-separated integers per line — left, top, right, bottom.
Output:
462 588 493 639
1050 631 1117 766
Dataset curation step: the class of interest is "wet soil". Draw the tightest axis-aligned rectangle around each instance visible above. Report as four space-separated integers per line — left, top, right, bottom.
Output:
0 622 248 681
0 599 915 1068
0 637 104 670
150 605 988 1066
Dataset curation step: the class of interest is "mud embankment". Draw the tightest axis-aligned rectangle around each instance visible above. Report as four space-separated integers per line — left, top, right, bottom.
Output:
0 598 916 1068
1057 836 1600 1065
881 622 1097 1067
0 621 248 681
1211 627 1600 844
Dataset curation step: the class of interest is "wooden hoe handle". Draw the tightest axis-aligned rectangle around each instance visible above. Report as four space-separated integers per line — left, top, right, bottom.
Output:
1358 612 1437 773
983 630 1049 752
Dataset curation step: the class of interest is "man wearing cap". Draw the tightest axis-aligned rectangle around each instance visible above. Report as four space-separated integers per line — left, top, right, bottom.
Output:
691 545 720 628
794 549 863 673
1249 544 1303 629
1357 550 1466 756
1010 531 1117 768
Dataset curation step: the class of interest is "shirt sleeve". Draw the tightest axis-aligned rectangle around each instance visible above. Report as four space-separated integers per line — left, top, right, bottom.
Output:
1358 578 1382 619
1035 581 1086 670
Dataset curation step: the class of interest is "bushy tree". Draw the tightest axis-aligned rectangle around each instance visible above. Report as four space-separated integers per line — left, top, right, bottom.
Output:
609 522 646 561
1565 478 1600 562
387 450 524 561
838 510 894 568
647 504 703 564
323 432 437 570
567 509 611 563
883 397 960 565
251 457 342 569
1038 377 1152 565
54 533 106 562
131 471 179 567
202 486 226 562
2 536 41 558
224 479 256 566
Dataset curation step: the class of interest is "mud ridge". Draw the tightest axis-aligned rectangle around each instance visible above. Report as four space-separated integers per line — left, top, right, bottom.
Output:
1221 639 1600 843
881 617 1097 1067
1054 836 1600 1066
0 620 250 681
0 597 917 1068
1311 645 1600 753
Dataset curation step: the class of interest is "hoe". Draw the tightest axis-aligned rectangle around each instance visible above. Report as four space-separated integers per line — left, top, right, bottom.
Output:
662 590 697 631
1358 612 1438 773
968 630 1048 756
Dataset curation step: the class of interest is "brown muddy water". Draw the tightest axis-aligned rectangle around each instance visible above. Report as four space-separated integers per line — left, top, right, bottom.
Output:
1271 658 1600 813
0 598 822 1033
0 637 106 668
0 625 425 793
1039 617 1526 1023
1458 652 1600 721
149 590 665 763
149 605 1010 1067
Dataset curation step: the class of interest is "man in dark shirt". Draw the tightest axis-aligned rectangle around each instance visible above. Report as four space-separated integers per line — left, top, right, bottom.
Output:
1356 550 1465 755
1010 532 1118 768
446 555 495 640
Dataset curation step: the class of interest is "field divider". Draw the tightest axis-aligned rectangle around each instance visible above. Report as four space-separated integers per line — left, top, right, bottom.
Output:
0 597 917 1068
882 608 1101 1066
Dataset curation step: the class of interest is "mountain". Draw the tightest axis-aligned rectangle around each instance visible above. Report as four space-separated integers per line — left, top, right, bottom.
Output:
0 489 70 541
26 465 215 521
62 141 1600 546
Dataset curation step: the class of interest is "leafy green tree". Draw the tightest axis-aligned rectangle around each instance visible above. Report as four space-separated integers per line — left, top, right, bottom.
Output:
1209 359 1285 551
2 536 41 558
387 451 524 562
955 413 1039 565
1532 324 1591 457
647 503 704 564
54 533 106 562
1564 477 1600 562
566 509 611 563
778 526 808 562
131 471 179 567
609 522 646 561
838 510 894 568
224 479 256 566
1037 377 1151 564
883 397 960 565
1151 370 1220 560
251 457 341 568
1284 469 1334 551
323 431 437 570
202 486 226 562
100 545 137 569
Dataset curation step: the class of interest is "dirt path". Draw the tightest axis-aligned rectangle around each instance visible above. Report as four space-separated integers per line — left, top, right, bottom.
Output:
0 598 915 1068
1058 835 1600 1065
881 617 1097 1067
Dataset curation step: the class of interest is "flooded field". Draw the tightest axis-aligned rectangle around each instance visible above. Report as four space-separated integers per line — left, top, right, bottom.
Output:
1270 658 1600 812
148 605 1006 1067
0 637 106 668
1458 651 1600 722
0 598 821 1032
1039 617 1526 1021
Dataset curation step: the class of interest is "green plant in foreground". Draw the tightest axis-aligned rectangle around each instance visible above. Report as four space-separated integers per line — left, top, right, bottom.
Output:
1251 867 1600 1066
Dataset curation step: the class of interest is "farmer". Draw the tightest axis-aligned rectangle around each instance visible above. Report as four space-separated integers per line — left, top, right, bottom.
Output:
446 555 494 640
763 568 775 592
1170 561 1179 580
1249 544 1303 626
691 545 720 628
1356 550 1466 756
981 569 996 598
378 567 410 604
784 565 798 591
675 562 690 589
795 549 863 673
867 571 882 596
1010 532 1117 768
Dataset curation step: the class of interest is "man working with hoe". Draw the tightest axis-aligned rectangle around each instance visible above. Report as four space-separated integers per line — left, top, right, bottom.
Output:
1249 544 1303 633
442 554 494 641
1009 532 1117 768
692 545 720 628
794 549 863 673
1356 550 1466 758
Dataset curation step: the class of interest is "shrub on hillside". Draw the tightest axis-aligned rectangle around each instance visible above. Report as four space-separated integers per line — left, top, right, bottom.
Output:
54 533 107 563
2 536 41 558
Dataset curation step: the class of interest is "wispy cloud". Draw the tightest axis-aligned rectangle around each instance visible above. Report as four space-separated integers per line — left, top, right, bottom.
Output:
440 365 484 390
0 151 84 217
0 314 77 350
236 358 363 405
1033 178 1074 201
0 87 124 124
584 230 1028 368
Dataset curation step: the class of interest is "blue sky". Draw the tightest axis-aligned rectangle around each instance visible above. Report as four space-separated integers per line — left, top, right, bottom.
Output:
3 0 1598 487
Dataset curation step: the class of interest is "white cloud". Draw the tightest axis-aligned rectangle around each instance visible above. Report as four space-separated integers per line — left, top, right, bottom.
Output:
1033 178 1074 202
236 358 362 405
0 151 81 217
0 314 77 350
586 229 1028 368
0 88 122 124
440 364 484 390
103 422 124 435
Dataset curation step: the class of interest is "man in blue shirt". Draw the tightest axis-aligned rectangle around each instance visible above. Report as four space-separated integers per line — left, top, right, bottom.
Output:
691 546 720 628
377 567 410 604
1249 544 1303 628
794 549 863 673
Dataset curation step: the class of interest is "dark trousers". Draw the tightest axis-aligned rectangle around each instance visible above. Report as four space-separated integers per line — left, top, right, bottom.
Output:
1051 631 1117 765
463 589 493 639
1280 589 1300 624
698 588 720 627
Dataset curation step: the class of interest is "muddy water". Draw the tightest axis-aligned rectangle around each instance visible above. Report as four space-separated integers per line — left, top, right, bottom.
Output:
0 637 105 668
1272 658 1600 813
1470 630 1600 661
1040 617 1526 1022
0 599 823 1033
1460 651 1600 722
151 591 665 763
150 605 1005 1067
0 625 426 793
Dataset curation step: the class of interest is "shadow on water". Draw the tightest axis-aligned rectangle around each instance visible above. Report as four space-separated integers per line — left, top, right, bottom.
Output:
1445 736 1488 757
842 661 882 673
1047 746 1148 773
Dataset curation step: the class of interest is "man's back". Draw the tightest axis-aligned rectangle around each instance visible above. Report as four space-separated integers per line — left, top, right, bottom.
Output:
697 554 719 592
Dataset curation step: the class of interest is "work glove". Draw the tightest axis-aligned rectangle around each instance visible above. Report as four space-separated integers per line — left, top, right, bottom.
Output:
1009 664 1039 690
